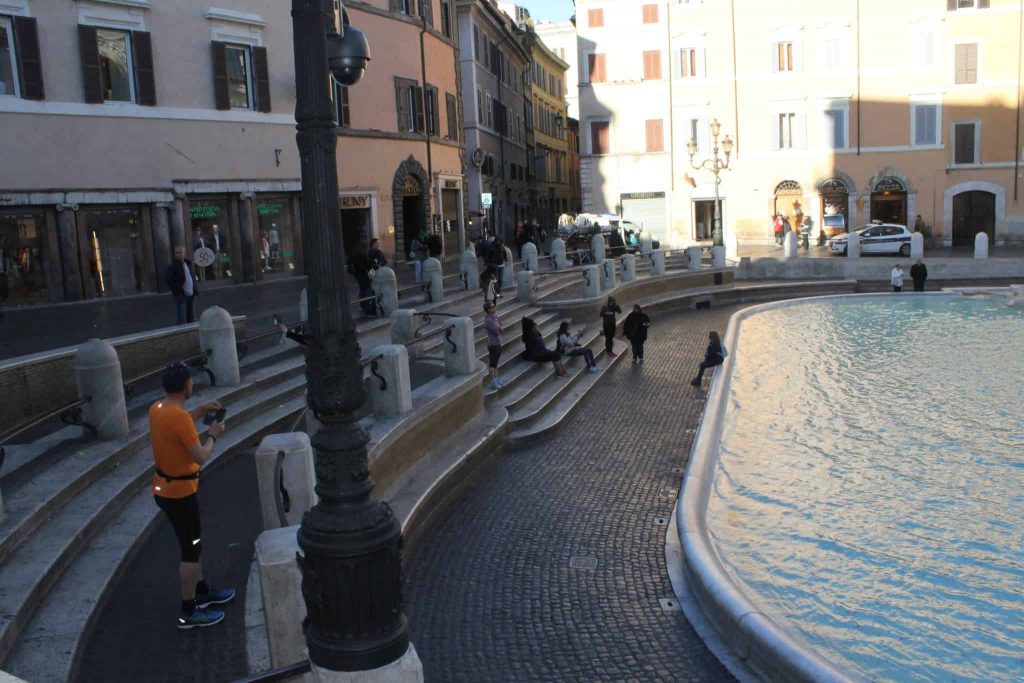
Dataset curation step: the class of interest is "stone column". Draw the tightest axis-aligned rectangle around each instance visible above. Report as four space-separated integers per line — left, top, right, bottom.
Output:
199 306 241 386
712 245 726 268
238 194 257 282
521 242 538 272
170 197 187 248
582 264 600 298
601 259 616 291
74 339 129 439
151 204 172 292
256 526 307 669
847 232 861 258
423 257 444 303
443 317 476 376
784 231 798 259
550 238 567 270
911 232 924 259
390 309 416 346
622 254 636 282
974 232 989 259
501 246 515 290
590 233 606 262
640 231 653 255
687 246 702 272
57 204 84 301
368 345 412 418
460 250 479 290
255 432 316 530
651 250 666 276
517 269 535 304
299 288 308 322
374 266 398 316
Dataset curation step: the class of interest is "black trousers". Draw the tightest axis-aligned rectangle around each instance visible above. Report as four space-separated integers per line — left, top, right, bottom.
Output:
630 338 645 360
695 356 723 381
603 326 615 353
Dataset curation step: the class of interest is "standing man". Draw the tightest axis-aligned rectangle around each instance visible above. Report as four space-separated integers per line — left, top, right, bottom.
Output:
150 362 234 628
165 246 199 325
890 263 905 293
910 258 928 292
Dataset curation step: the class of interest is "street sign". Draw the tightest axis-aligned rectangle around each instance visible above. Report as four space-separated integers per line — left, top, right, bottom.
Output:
193 247 216 267
481 192 493 208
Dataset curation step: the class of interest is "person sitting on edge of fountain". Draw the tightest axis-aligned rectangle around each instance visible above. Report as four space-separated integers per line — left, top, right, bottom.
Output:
691 330 726 387
521 317 569 378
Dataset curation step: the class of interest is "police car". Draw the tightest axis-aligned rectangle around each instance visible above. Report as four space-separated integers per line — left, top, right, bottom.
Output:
827 222 913 256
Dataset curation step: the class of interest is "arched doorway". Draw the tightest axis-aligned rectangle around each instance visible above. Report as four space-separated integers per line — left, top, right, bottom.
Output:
871 176 907 225
392 156 430 260
952 191 995 247
818 178 850 238
773 180 804 237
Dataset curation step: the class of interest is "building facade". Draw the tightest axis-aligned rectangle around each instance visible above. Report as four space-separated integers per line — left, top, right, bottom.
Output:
534 19 579 121
523 31 571 229
577 0 1024 248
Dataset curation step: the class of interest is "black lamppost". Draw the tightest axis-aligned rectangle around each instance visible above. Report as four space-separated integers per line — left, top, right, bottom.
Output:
290 0 409 672
687 119 733 247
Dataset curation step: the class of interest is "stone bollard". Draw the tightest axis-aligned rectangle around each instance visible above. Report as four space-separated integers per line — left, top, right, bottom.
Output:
911 232 924 259
687 246 702 272
651 250 666 276
601 258 617 291
299 288 308 321
1007 284 1024 307
74 339 129 439
640 231 653 255
551 238 567 270
368 345 412 418
423 257 444 303
974 232 989 259
521 242 538 272
582 264 600 298
199 306 240 386
501 246 515 290
591 233 606 262
460 250 479 291
622 254 636 282
255 432 315 530
847 231 861 258
712 245 726 268
256 526 306 669
390 308 417 346
784 231 798 258
374 266 398 316
517 269 535 304
443 316 477 376
727 231 740 261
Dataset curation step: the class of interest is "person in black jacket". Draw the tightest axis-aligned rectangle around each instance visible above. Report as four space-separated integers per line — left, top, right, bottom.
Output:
910 258 928 292
599 296 621 357
165 246 199 325
691 331 725 386
521 317 568 377
622 304 650 363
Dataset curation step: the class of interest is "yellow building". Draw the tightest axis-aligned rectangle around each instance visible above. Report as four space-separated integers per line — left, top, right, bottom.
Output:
523 32 571 228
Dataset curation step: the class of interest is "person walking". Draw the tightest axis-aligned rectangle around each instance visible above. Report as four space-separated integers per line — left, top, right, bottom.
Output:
890 263 904 293
481 264 499 304
599 296 622 358
486 237 506 296
367 238 387 269
690 331 726 387
165 246 199 325
409 236 424 283
557 321 600 373
622 304 650 363
521 317 569 378
773 213 784 245
484 302 504 389
149 362 234 628
910 258 928 292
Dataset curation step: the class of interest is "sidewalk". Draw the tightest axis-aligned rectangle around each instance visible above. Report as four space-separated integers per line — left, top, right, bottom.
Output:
738 243 1024 259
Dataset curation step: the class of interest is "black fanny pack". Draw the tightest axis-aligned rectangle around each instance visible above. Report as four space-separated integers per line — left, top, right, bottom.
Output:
155 467 200 482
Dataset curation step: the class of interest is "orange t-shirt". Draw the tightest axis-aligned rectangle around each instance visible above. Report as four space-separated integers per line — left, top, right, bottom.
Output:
149 400 201 499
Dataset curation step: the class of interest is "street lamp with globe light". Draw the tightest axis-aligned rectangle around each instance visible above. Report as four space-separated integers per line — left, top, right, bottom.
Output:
687 118 733 248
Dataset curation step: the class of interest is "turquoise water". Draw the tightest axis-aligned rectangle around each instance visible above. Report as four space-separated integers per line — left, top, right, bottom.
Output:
706 294 1024 682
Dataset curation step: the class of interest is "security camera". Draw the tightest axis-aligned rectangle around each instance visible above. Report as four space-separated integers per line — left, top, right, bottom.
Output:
327 9 371 86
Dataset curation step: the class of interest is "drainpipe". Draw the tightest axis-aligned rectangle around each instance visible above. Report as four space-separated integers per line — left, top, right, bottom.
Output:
421 15 434 216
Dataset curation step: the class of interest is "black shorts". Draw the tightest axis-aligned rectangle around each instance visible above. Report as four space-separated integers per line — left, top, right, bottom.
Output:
487 345 502 369
155 493 202 562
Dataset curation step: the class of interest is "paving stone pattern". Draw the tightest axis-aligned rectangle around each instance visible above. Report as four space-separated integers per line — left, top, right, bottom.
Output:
405 305 742 683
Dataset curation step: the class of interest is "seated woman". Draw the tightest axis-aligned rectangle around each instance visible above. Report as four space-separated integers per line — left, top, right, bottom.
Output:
691 330 726 387
521 317 569 378
556 321 600 373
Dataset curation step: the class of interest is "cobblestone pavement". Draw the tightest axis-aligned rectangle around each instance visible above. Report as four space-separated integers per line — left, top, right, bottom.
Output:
405 305 742 683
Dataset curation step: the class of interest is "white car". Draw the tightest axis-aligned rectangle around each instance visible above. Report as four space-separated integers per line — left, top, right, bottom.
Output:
827 223 913 256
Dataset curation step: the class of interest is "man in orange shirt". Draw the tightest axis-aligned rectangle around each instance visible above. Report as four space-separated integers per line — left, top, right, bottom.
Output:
150 362 232 628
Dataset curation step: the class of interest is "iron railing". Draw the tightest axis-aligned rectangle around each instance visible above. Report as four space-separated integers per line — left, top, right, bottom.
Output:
0 396 96 474
123 350 215 399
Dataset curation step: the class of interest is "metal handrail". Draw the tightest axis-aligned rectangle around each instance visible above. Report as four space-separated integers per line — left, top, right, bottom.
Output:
413 312 458 340
359 352 387 391
0 396 96 473
232 661 311 683
351 292 383 317
236 319 307 360
123 350 215 399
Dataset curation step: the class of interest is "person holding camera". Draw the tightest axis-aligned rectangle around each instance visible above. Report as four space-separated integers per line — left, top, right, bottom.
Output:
149 362 234 629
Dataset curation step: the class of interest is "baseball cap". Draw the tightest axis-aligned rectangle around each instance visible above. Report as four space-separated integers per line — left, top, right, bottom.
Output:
162 362 194 393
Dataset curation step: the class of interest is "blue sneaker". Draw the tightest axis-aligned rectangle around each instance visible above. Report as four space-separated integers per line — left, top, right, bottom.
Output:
177 607 224 629
196 587 236 608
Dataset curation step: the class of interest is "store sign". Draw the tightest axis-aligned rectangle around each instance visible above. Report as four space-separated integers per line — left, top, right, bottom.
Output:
257 202 283 216
620 192 666 200
190 205 221 219
340 194 371 209
874 177 906 194
481 192 493 207
443 179 461 190
193 247 216 267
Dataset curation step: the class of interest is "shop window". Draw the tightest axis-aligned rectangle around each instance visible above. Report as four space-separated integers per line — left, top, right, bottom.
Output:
212 42 270 112
953 122 978 164
1 15 44 100
0 209 49 305
912 103 939 146
954 43 978 84
84 208 147 298
256 197 296 276
189 199 234 282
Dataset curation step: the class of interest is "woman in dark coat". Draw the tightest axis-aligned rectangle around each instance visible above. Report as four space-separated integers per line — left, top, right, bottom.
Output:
599 296 622 357
691 331 725 386
521 317 568 377
622 304 650 363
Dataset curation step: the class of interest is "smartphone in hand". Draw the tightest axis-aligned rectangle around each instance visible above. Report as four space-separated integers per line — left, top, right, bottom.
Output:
203 407 227 425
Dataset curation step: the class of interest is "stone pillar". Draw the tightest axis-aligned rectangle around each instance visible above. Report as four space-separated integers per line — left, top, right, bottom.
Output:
299 288 308 322
582 264 600 298
199 306 241 386
517 269 535 304
57 204 84 301
974 232 989 259
911 232 924 259
590 233 606 262
390 309 416 346
255 432 316 530
374 266 398 316
600 259 616 291
460 250 479 291
847 232 861 258
621 254 636 282
640 231 653 255
551 238 567 270
651 250 666 276
501 246 515 290
151 204 172 292
74 339 129 439
687 246 702 272
308 647 424 683
444 316 476 376
423 257 444 303
238 194 257 282
368 345 412 418
712 245 726 268
256 526 306 670
784 231 798 259
170 197 187 248
521 242 538 272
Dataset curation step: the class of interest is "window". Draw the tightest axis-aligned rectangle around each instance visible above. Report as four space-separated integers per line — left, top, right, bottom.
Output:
587 53 606 83
912 103 939 145
678 48 699 78
212 42 269 112
642 4 659 23
473 25 480 61
645 119 664 152
225 45 252 108
394 77 423 133
591 120 610 154
79 25 156 106
399 0 417 17
588 8 604 28
823 109 846 149
425 84 439 136
954 43 978 84
0 209 50 305
97 29 133 102
775 41 795 72
476 88 482 123
440 1 453 39
333 78 350 127
915 29 937 68
948 0 990 9
643 50 662 80
446 92 458 140
823 38 841 70
0 16 20 97
954 122 978 164
485 94 492 128
777 112 796 149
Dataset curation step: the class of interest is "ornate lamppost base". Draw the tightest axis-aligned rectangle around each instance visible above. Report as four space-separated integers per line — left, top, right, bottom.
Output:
308 644 424 683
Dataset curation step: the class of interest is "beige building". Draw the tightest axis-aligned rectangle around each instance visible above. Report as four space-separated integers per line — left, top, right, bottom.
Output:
523 31 571 227
577 0 1024 248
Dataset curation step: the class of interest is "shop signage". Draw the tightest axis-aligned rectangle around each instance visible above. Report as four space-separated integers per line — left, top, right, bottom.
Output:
443 179 461 190
620 192 666 200
340 194 371 209
874 177 906 194
257 202 283 216
193 247 216 267
399 176 421 195
190 205 221 219
481 192 493 207
819 178 849 195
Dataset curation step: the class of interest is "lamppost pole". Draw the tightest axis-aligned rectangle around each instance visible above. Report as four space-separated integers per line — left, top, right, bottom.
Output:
291 0 409 672
688 119 733 247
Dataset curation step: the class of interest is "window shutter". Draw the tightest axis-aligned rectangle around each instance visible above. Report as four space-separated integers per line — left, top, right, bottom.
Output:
78 25 103 104
253 47 271 112
395 80 410 131
212 41 230 110
772 113 781 150
954 45 966 83
947 0 957 9
390 0 402 12
431 87 440 135
966 44 977 83
414 85 425 133
978 0 990 7
339 84 350 127
588 9 603 28
422 0 434 26
446 92 457 139
131 31 156 106
13 17 44 100
771 42 780 73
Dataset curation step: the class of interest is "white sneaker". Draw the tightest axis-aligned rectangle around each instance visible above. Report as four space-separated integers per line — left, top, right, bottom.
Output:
489 380 502 390
588 366 601 373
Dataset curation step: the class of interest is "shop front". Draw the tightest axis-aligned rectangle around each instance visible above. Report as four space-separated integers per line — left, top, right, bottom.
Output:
82 206 153 298
0 208 59 306
818 178 851 238
870 177 908 226
255 196 299 278
339 192 374 261
438 177 463 260
188 197 237 283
